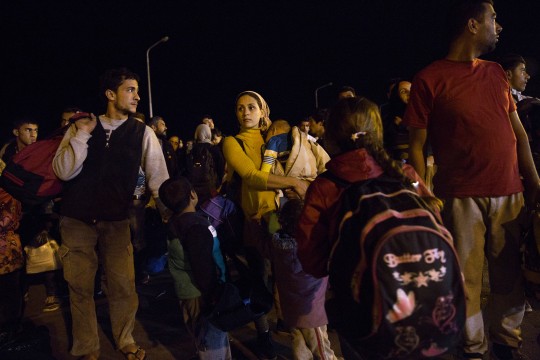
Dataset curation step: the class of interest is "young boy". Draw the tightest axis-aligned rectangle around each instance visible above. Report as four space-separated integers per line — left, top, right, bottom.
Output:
158 177 230 360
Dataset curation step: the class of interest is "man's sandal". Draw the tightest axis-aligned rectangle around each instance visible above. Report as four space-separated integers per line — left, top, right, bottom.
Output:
119 345 147 360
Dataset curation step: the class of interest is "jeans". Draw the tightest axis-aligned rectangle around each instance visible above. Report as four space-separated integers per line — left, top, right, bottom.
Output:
181 297 231 360
59 216 138 356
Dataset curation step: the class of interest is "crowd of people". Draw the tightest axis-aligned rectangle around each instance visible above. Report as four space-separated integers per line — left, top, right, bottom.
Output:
2 0 540 359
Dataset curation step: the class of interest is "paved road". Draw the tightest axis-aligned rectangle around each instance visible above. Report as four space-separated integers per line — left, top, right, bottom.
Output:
21 272 331 359
19 271 540 359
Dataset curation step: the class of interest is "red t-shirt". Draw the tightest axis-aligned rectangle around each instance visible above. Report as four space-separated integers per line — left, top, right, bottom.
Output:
403 59 522 198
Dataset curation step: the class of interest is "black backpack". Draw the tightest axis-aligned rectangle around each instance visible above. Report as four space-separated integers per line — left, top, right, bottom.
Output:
323 173 465 359
185 145 217 202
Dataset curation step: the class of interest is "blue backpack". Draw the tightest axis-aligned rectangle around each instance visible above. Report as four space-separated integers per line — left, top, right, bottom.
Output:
323 173 466 359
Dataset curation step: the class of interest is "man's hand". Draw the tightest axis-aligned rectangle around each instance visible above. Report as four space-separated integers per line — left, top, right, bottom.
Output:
74 113 97 134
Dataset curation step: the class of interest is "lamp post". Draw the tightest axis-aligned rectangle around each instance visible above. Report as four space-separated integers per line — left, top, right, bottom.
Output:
146 36 169 118
314 82 333 109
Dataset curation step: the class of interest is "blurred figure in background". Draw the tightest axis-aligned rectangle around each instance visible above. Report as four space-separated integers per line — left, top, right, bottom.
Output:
383 79 412 162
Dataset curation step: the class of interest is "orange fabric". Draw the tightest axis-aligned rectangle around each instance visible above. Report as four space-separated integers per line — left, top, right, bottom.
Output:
0 188 23 274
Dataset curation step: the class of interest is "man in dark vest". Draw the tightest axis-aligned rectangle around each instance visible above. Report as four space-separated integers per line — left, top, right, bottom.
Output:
53 68 169 360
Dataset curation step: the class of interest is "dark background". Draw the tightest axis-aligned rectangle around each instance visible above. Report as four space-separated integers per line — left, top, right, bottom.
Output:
1 0 539 143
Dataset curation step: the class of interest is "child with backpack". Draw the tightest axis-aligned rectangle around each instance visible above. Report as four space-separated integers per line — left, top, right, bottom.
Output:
270 198 340 360
295 97 464 359
158 177 231 360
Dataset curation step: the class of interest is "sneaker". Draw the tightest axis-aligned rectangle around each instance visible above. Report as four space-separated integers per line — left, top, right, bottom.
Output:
491 343 530 360
255 331 277 360
43 296 60 312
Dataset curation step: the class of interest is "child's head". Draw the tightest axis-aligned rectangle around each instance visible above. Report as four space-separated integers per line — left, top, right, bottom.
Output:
278 199 304 236
265 119 291 143
158 176 196 213
325 96 383 155
326 97 414 186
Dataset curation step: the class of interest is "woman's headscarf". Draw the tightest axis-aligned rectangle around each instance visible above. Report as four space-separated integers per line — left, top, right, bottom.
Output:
236 90 272 131
194 123 212 144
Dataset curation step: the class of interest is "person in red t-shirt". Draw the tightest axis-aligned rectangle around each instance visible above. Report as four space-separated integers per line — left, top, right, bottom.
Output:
403 1 539 359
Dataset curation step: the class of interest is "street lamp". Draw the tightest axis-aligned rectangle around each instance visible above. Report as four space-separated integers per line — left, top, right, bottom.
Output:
315 82 334 109
146 36 169 118
314 82 333 109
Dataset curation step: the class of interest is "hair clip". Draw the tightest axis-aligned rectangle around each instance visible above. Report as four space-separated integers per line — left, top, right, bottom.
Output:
351 131 367 140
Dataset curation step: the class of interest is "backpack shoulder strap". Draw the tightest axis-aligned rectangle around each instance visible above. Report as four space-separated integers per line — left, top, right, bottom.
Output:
230 136 245 177
233 136 245 152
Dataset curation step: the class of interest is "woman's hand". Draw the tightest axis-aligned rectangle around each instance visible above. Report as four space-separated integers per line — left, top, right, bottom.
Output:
285 178 310 200
266 174 310 199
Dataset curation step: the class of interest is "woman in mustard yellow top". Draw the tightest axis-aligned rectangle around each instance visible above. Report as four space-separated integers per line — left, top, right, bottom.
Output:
222 90 308 359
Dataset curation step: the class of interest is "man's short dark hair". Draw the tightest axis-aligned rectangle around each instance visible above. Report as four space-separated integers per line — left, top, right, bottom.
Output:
278 199 304 236
158 177 193 213
62 106 82 114
310 108 329 124
147 116 163 128
99 68 140 101
446 0 495 44
13 117 38 130
498 53 526 71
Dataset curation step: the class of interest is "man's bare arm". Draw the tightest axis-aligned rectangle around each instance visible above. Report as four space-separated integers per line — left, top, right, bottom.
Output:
408 127 427 180
509 110 540 205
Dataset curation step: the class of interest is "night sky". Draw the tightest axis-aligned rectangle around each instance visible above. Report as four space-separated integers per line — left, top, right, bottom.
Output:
2 0 540 143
